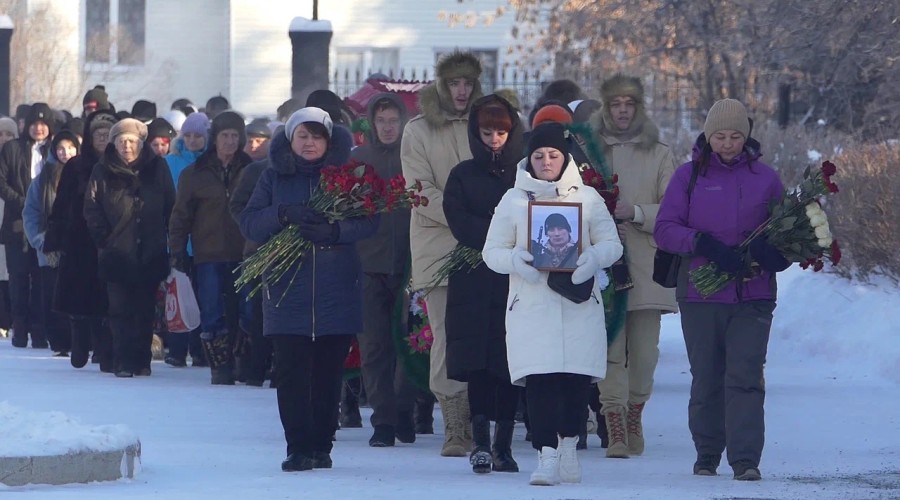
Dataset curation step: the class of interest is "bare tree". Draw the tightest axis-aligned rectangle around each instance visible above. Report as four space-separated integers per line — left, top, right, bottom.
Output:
0 0 174 115
505 0 899 136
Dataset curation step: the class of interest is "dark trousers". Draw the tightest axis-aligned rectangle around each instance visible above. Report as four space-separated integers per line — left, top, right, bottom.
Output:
273 334 353 456
0 280 11 329
679 300 774 467
39 266 70 352
71 314 112 368
526 373 591 450
195 261 248 335
107 281 157 373
6 244 43 344
242 287 271 383
358 273 416 428
468 369 520 422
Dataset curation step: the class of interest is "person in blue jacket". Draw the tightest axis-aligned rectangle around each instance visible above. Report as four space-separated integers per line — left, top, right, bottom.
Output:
23 129 80 355
240 107 376 472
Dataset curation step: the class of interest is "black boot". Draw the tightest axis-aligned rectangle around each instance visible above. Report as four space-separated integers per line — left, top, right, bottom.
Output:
202 332 235 385
369 425 395 447
69 317 91 369
577 411 588 450
281 453 314 472
469 414 492 474
340 379 363 428
414 394 435 434
597 407 609 448
491 420 519 472
395 411 416 444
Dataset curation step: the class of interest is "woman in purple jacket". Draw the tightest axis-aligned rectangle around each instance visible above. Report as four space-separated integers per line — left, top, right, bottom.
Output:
654 99 790 481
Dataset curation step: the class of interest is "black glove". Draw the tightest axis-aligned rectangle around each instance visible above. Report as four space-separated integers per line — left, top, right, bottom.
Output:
297 220 340 245
694 233 744 274
278 203 316 226
170 251 188 273
748 236 790 273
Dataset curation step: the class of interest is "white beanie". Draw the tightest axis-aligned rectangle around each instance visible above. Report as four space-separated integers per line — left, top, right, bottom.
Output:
285 107 333 141
162 109 187 133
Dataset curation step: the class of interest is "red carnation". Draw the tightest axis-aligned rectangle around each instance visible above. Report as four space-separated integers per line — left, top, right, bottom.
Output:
813 259 824 272
830 239 842 266
821 161 837 177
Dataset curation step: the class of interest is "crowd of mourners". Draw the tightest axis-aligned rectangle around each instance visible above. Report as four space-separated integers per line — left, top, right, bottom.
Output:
1 49 792 485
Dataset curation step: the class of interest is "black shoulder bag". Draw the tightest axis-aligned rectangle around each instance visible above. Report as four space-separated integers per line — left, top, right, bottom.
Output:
652 163 699 288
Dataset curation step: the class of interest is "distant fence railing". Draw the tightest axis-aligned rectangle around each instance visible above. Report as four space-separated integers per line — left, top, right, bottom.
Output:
330 68 730 142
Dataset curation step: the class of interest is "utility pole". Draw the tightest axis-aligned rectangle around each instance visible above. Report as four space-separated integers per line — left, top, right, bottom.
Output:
313 0 318 20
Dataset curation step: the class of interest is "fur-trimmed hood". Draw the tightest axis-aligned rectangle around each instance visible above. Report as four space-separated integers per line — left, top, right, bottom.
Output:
417 51 484 128
590 74 661 151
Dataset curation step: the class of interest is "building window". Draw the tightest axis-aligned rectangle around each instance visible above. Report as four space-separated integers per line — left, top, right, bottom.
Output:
335 48 400 78
434 49 498 93
85 0 145 66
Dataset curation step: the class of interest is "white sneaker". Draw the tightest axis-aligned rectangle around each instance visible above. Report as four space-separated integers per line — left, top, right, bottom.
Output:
529 447 560 486
557 436 582 483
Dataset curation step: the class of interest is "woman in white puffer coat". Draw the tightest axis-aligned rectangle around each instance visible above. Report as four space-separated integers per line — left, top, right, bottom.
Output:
483 122 622 486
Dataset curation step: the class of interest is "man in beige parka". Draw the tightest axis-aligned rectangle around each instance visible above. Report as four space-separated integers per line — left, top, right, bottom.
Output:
401 50 483 457
589 74 677 458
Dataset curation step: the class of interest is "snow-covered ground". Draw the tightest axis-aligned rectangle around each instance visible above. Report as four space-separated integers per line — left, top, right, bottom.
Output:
1 267 898 499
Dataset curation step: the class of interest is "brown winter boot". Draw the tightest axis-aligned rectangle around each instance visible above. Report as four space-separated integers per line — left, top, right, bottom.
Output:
627 401 646 456
437 393 472 457
604 407 629 458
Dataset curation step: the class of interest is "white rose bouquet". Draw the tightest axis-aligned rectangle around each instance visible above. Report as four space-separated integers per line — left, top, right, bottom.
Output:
690 161 843 296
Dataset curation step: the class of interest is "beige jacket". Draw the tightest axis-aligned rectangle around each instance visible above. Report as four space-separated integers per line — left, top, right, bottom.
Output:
401 84 475 288
591 111 678 312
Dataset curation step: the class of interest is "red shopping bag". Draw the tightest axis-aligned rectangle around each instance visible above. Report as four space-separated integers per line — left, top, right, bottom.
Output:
164 270 201 333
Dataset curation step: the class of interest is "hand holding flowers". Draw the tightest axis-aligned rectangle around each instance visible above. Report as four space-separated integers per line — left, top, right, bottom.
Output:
690 161 843 297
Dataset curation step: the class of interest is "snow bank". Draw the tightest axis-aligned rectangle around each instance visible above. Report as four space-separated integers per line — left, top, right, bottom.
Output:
0 403 139 457
771 267 900 384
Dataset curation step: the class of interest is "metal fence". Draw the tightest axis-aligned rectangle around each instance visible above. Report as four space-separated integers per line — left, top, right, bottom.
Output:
330 68 708 141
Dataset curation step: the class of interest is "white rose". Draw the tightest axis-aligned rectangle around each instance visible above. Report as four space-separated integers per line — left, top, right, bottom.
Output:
809 213 827 227
815 225 831 239
818 236 833 248
805 203 822 217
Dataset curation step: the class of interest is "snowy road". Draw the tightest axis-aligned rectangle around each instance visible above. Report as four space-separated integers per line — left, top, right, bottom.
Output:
1 269 898 499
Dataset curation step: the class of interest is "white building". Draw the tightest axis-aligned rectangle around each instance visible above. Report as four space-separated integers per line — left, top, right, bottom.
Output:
9 0 543 118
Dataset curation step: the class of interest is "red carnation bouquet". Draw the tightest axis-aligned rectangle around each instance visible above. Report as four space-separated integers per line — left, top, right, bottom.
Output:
690 161 843 297
579 168 619 215
235 161 427 300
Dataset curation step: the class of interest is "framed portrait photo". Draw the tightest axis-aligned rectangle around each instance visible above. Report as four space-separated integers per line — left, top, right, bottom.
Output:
527 201 583 272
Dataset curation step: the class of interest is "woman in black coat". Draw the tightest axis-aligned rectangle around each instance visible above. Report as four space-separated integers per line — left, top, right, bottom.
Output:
443 94 525 474
44 110 117 370
83 118 175 378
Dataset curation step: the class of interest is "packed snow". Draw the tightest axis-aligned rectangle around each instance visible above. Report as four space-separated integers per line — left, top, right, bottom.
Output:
0 402 138 457
1 267 898 498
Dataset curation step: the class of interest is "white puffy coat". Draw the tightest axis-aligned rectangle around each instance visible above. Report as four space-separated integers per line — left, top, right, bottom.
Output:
482 157 623 386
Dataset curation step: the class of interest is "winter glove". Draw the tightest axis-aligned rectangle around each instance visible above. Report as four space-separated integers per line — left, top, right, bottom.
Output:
170 251 188 273
278 203 316 226
748 236 790 273
297 220 340 245
694 233 744 274
511 249 541 284
571 251 600 285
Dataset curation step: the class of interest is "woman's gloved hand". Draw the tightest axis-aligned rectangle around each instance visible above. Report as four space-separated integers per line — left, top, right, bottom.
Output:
512 249 541 284
694 233 744 274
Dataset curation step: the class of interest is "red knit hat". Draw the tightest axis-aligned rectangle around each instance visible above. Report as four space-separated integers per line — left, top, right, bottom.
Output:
531 104 573 128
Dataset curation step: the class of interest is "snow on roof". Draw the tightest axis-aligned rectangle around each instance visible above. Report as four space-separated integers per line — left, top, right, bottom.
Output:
0 16 13 30
289 17 333 33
